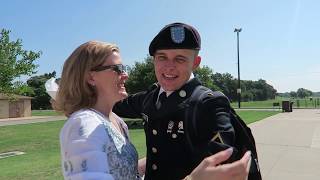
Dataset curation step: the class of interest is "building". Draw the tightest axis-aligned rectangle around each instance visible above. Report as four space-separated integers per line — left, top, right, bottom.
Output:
0 94 33 119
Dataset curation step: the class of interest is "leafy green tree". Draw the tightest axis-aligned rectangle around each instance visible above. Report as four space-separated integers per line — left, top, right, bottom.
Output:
297 88 312 98
278 92 290 98
194 65 220 91
254 79 276 100
241 91 254 102
289 91 297 98
26 71 56 110
126 56 156 94
212 72 237 101
241 79 277 101
0 29 41 95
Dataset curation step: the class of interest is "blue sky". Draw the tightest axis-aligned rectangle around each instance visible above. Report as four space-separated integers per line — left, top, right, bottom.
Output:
1 0 319 92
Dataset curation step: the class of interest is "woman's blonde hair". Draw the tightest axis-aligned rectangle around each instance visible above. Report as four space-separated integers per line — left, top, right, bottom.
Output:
53 41 119 117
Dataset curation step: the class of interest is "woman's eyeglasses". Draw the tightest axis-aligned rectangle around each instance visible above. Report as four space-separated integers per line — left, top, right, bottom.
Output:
91 64 128 74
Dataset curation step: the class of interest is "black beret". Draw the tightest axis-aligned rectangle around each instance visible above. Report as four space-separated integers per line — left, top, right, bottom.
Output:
149 22 201 56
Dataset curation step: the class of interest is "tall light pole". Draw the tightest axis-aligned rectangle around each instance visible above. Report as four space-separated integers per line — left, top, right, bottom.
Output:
234 28 242 108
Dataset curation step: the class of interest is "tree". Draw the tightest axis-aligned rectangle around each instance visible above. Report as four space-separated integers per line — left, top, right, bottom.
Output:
289 91 297 98
0 29 41 95
241 91 254 102
241 79 277 101
126 56 157 94
26 71 56 110
194 65 220 91
212 72 237 101
297 88 312 98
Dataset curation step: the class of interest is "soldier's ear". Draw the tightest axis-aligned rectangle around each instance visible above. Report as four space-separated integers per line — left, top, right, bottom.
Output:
192 56 201 70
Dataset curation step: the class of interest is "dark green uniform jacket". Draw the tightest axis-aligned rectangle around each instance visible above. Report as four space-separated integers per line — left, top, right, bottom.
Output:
113 78 236 180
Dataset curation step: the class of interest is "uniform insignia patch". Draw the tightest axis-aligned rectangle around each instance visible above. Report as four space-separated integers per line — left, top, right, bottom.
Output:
167 121 174 133
211 132 224 144
177 121 184 133
170 26 185 43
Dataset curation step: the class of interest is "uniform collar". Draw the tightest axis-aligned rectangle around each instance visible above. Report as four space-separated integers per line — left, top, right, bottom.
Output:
157 76 201 107
152 78 201 118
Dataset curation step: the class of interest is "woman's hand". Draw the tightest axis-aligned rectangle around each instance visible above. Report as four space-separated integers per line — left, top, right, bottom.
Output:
187 148 251 180
138 157 146 176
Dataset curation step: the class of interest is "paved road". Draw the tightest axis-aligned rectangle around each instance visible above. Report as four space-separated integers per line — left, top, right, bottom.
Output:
0 116 66 126
249 109 320 180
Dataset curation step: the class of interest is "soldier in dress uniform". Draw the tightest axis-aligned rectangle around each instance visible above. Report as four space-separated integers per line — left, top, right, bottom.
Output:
114 22 251 180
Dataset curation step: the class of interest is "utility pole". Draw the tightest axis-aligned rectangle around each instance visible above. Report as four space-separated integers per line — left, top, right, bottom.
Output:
234 28 242 108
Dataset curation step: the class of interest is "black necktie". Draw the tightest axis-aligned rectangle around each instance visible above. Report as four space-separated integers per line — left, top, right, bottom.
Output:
156 92 167 109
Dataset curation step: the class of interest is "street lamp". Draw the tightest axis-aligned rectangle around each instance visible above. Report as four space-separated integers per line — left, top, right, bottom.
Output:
234 28 242 108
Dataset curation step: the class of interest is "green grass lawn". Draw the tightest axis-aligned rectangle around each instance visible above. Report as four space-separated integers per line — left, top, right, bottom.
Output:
236 110 279 124
0 120 64 180
129 129 146 158
0 110 278 179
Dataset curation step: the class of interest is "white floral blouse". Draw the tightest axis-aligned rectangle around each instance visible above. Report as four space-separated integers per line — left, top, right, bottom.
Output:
60 109 139 180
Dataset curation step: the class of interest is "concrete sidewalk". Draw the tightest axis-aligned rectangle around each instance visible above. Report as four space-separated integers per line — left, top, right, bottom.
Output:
0 115 66 126
250 109 320 180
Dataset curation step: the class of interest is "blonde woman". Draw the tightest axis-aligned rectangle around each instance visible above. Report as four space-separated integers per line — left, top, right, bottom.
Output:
55 41 139 179
53 41 250 180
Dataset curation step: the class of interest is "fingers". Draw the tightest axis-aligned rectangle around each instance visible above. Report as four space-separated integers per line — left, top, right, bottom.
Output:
240 151 251 173
203 148 234 166
138 157 147 176
190 150 251 180
214 151 251 176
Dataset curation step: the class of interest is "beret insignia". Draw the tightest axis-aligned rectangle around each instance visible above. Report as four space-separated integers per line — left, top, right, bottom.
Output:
170 26 185 43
